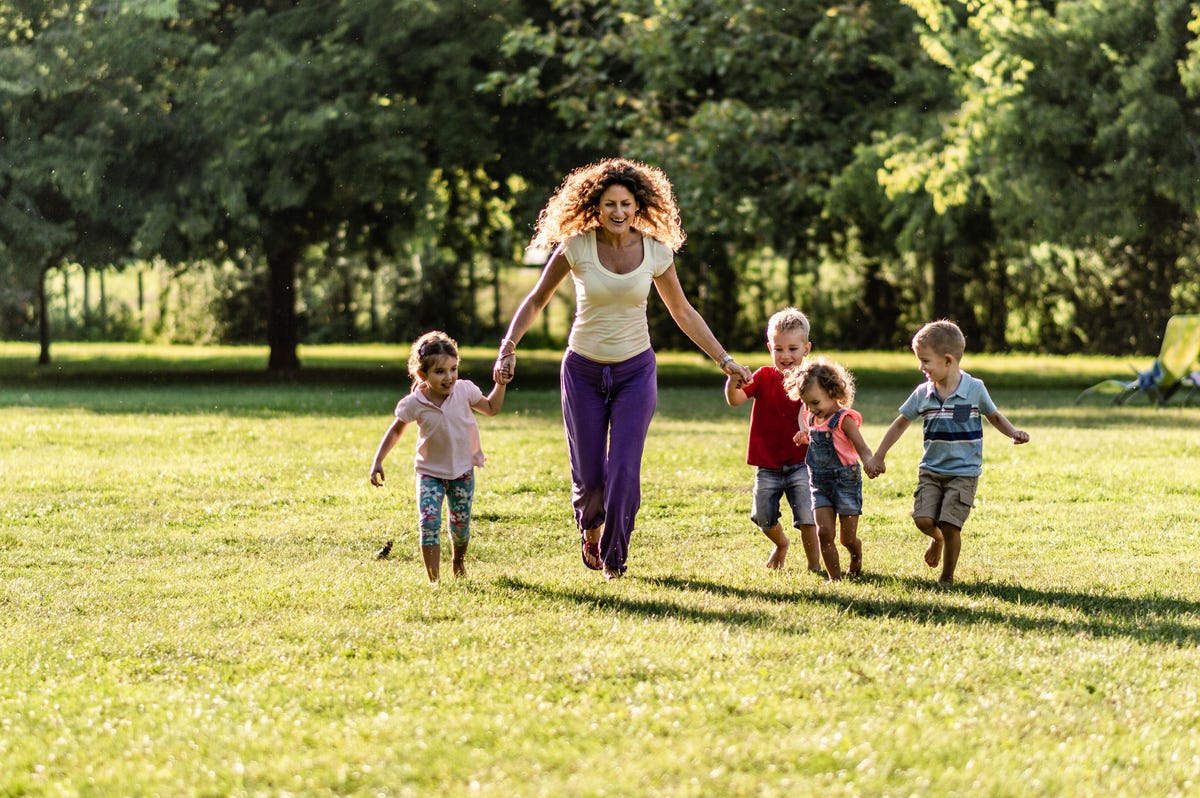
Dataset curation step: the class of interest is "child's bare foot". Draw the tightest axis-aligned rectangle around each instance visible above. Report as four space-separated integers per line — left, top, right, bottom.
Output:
452 560 466 578
765 539 789 569
924 534 944 568
847 557 862 578
936 576 955 587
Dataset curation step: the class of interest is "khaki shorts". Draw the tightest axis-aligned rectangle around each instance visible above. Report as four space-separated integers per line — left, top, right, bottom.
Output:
912 470 978 529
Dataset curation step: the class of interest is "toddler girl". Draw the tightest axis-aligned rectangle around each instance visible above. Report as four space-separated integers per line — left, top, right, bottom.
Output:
370 331 507 582
786 357 875 581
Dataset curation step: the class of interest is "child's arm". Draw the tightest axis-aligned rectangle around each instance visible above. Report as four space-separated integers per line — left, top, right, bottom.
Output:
866 414 910 476
986 410 1029 444
841 415 875 465
724 374 749 406
792 408 810 445
472 381 507 416
369 418 408 486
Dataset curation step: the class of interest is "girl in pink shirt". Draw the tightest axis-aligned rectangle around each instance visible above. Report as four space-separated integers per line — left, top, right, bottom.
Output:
370 331 506 583
786 357 876 582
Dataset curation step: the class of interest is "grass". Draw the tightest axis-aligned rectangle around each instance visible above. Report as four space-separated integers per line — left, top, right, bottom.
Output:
2 343 1199 796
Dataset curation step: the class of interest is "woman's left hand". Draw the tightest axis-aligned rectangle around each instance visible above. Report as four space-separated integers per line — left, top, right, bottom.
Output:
723 359 753 385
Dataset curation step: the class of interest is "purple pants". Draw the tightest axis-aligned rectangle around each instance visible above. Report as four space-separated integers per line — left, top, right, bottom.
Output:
561 347 658 574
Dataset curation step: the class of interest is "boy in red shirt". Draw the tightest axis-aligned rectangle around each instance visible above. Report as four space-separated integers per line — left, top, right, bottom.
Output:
724 308 821 572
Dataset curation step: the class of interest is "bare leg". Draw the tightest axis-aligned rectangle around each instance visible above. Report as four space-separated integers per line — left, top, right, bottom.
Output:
452 542 468 578
421 544 441 583
938 523 962 585
839 515 863 576
913 516 943 568
763 522 790 569
815 507 841 580
797 523 821 572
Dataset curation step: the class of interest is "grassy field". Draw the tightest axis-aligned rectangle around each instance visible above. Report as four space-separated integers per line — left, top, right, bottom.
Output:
2 343 1198 796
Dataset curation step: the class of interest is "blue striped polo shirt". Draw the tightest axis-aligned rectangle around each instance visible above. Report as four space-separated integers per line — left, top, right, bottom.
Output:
898 371 997 477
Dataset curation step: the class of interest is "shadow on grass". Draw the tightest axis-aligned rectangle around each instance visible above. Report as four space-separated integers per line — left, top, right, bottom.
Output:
639 574 1200 645
493 575 778 628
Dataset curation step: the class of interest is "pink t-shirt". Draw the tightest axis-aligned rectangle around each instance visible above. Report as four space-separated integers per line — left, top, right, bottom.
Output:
394 379 486 480
742 366 809 468
805 407 864 466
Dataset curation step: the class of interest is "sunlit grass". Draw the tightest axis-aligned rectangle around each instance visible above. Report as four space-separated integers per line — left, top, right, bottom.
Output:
1 346 1198 796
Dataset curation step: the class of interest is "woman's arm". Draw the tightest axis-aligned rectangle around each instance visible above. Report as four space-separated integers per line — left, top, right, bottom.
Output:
494 244 571 383
653 263 753 384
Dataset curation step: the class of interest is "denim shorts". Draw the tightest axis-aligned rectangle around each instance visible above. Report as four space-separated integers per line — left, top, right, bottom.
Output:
751 463 815 530
809 462 863 516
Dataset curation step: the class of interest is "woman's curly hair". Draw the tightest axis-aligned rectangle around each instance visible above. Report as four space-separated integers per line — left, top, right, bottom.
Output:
529 158 686 252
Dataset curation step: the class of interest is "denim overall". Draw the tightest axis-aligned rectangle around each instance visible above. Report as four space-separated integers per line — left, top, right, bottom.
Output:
806 409 864 515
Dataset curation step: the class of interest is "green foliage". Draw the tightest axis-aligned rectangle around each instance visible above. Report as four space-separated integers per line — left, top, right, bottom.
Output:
4 0 1200 363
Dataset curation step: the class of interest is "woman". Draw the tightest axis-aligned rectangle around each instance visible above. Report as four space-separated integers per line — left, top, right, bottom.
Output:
493 158 753 580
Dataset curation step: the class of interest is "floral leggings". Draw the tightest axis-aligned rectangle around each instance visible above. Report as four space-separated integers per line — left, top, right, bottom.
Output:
416 470 474 547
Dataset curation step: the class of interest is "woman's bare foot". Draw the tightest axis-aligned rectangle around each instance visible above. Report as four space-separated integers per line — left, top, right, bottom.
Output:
924 535 944 568
452 559 466 578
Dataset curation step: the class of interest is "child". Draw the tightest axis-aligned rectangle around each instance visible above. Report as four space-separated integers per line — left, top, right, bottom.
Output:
868 320 1029 585
785 357 875 582
724 307 821 572
369 331 507 583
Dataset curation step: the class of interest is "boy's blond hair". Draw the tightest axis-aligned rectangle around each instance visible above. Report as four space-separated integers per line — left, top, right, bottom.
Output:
766 307 810 341
912 320 965 360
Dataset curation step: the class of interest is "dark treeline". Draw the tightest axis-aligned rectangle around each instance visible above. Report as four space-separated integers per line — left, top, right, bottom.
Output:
2 1 1199 368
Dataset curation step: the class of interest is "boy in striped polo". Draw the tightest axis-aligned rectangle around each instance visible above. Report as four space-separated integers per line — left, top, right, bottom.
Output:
868 320 1029 585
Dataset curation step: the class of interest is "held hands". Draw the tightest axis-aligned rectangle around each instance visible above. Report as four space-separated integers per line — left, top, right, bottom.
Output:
494 338 516 385
792 429 810 446
863 455 886 479
493 352 515 385
720 357 753 387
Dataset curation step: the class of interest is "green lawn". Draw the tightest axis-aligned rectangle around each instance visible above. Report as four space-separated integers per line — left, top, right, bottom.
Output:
1 344 1198 796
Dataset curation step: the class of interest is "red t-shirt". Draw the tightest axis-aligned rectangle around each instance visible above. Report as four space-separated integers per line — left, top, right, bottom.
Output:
742 366 808 468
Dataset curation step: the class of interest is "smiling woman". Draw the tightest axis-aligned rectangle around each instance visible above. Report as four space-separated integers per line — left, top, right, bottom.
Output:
489 158 754 582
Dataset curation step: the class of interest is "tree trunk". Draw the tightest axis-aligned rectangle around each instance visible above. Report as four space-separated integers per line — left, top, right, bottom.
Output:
38 266 51 365
266 244 301 372
62 269 71 328
930 247 953 322
99 268 108 336
82 264 91 330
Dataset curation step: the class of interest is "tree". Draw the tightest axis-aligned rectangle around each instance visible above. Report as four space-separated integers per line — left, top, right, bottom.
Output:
491 0 933 348
0 0 176 362
886 0 1200 353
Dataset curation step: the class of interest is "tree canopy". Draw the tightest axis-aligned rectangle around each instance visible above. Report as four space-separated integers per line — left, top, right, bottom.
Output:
3 0 1199 364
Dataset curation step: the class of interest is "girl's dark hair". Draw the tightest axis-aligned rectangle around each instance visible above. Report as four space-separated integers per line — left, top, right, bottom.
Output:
408 330 459 384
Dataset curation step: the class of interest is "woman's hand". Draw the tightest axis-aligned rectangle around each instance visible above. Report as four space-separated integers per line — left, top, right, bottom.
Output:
721 358 753 386
494 351 516 385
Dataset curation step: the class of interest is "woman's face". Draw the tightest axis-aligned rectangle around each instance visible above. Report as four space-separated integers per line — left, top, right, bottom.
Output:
597 184 638 236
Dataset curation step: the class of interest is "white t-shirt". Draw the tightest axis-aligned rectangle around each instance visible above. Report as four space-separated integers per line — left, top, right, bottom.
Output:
394 379 486 480
563 230 674 363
